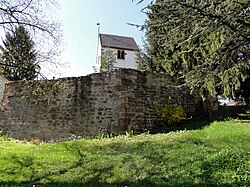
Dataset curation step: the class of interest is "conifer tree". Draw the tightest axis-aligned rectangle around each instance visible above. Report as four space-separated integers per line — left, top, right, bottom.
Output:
0 0 62 77
0 26 38 80
139 0 250 102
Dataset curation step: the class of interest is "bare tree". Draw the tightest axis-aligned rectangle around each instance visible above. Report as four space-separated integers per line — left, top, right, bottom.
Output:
0 0 63 78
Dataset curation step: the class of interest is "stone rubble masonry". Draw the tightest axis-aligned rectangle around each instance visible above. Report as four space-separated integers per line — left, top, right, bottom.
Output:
0 69 213 141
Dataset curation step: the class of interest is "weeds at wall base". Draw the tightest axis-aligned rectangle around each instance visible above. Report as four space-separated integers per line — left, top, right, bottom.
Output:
0 131 9 141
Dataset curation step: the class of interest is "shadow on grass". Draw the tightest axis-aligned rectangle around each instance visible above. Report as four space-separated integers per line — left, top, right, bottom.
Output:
151 105 250 134
212 105 250 121
0 138 249 187
0 144 88 187
0 180 248 187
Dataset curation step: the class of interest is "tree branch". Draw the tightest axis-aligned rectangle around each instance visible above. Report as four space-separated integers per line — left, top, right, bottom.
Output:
173 0 250 40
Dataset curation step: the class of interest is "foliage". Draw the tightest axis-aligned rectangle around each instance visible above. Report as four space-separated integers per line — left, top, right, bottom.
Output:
0 131 8 141
0 26 38 80
139 0 250 99
236 73 250 105
95 133 113 140
156 104 186 125
0 120 249 186
0 0 62 77
136 43 157 72
100 49 117 72
125 130 135 138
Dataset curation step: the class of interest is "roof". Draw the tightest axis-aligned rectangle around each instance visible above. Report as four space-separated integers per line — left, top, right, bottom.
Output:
99 34 139 51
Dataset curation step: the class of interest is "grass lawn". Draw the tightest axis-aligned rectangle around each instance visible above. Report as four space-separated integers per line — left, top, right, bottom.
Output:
0 110 249 186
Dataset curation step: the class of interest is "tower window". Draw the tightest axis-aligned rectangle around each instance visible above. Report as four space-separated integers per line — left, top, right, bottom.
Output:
117 50 125 59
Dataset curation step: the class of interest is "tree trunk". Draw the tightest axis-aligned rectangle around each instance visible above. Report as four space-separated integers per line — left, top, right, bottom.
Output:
202 98 212 118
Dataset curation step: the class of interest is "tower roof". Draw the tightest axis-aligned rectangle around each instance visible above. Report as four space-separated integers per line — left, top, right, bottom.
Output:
99 33 139 51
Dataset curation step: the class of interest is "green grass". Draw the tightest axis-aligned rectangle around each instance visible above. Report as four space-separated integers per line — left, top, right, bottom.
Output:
0 120 250 187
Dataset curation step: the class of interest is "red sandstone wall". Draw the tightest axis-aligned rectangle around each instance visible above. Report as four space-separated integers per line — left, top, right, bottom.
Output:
0 69 208 141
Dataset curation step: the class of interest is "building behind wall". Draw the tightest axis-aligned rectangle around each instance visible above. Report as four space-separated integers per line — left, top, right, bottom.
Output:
97 33 139 72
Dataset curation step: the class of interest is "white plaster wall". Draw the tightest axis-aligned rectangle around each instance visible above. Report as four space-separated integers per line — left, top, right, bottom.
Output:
115 50 138 69
98 47 138 72
96 43 102 72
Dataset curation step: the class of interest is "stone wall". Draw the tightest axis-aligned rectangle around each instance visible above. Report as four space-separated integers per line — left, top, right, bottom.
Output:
0 75 9 103
0 69 207 141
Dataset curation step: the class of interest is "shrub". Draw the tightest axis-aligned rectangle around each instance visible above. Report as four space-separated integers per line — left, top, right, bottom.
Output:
156 104 186 125
0 131 9 141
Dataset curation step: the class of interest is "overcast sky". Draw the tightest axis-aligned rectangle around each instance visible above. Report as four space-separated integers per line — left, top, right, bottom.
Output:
58 0 147 78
